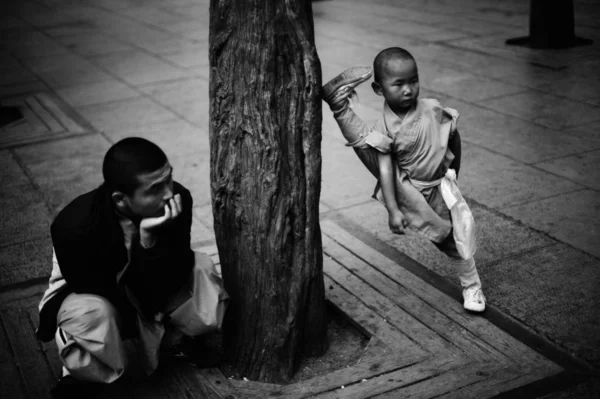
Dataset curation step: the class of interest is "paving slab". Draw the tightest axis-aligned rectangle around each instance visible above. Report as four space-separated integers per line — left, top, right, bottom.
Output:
170 150 213 208
0 67 38 87
0 237 52 287
483 243 600 367
569 57 600 79
363 16 469 43
98 14 207 55
103 118 209 159
54 31 134 56
0 92 91 149
480 91 600 130
164 2 210 20
160 98 209 128
320 135 378 210
138 77 209 109
43 21 100 38
443 97 600 164
0 50 23 70
565 122 600 143
470 202 556 266
193 204 215 230
0 182 51 248
160 21 209 42
534 149 600 190
459 142 583 208
83 0 142 11
15 134 109 213
449 34 590 70
14 130 107 166
191 215 215 244
21 53 114 89
55 79 141 108
0 15 29 30
502 189 600 259
0 81 48 98
132 35 206 56
0 150 31 188
531 75 600 105
488 63 566 90
91 11 176 41
76 96 179 133
18 9 90 31
162 48 209 69
424 69 526 103
408 42 526 79
4 0 53 20
0 30 70 59
120 5 195 28
90 50 189 86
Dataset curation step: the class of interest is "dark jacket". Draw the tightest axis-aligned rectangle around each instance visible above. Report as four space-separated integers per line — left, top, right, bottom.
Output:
36 182 195 341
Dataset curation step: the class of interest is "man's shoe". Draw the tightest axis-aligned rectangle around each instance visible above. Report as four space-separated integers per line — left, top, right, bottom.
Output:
463 286 486 312
160 335 222 368
322 66 373 107
50 376 89 399
160 338 197 364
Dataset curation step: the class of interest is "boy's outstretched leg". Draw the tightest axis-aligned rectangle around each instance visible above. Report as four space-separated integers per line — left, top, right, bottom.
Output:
322 66 373 111
322 67 381 178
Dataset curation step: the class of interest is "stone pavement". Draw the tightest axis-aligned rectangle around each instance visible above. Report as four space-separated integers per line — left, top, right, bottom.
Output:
1 0 599 397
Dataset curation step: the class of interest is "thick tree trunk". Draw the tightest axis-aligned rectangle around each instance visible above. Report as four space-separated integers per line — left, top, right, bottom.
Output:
209 0 327 383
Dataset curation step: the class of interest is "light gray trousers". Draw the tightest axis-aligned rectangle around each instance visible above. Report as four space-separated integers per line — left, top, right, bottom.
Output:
55 252 228 383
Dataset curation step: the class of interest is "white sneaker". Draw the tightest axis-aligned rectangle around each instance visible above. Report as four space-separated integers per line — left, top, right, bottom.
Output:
463 286 486 312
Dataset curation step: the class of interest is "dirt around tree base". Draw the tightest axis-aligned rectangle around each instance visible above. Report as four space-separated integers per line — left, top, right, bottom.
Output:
203 305 370 384
289 305 370 383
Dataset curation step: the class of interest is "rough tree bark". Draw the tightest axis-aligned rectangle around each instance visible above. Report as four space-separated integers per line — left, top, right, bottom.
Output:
208 0 327 383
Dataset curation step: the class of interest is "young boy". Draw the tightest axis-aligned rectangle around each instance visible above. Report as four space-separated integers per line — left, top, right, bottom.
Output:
322 47 485 312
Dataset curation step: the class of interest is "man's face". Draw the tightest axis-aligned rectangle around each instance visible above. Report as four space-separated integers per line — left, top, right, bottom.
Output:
374 58 420 113
122 162 174 218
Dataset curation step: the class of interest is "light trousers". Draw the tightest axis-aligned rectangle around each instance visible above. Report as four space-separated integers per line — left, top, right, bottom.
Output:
55 252 228 383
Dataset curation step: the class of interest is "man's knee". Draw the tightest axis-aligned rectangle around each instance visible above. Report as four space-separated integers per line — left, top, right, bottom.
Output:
57 294 118 336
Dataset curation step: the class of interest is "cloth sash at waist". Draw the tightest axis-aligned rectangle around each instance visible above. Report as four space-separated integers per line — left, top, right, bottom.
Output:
409 170 476 259
408 176 443 191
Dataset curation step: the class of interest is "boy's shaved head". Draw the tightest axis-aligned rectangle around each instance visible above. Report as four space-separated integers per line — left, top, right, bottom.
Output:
373 47 415 82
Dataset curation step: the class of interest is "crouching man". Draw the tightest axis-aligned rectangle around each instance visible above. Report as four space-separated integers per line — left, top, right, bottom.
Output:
36 137 228 397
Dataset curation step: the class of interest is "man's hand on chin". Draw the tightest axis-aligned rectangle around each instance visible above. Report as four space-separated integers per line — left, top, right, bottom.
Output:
139 194 182 248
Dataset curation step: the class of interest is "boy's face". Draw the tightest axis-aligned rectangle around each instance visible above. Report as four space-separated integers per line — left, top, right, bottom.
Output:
121 162 174 218
372 57 419 114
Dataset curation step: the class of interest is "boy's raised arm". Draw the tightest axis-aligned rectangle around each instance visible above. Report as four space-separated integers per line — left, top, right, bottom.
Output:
377 152 406 234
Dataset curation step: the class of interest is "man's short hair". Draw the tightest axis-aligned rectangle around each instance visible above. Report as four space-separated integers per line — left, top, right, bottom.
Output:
103 137 168 195
373 47 415 82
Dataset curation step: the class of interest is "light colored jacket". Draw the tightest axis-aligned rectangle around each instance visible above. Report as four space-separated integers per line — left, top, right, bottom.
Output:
362 98 459 243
